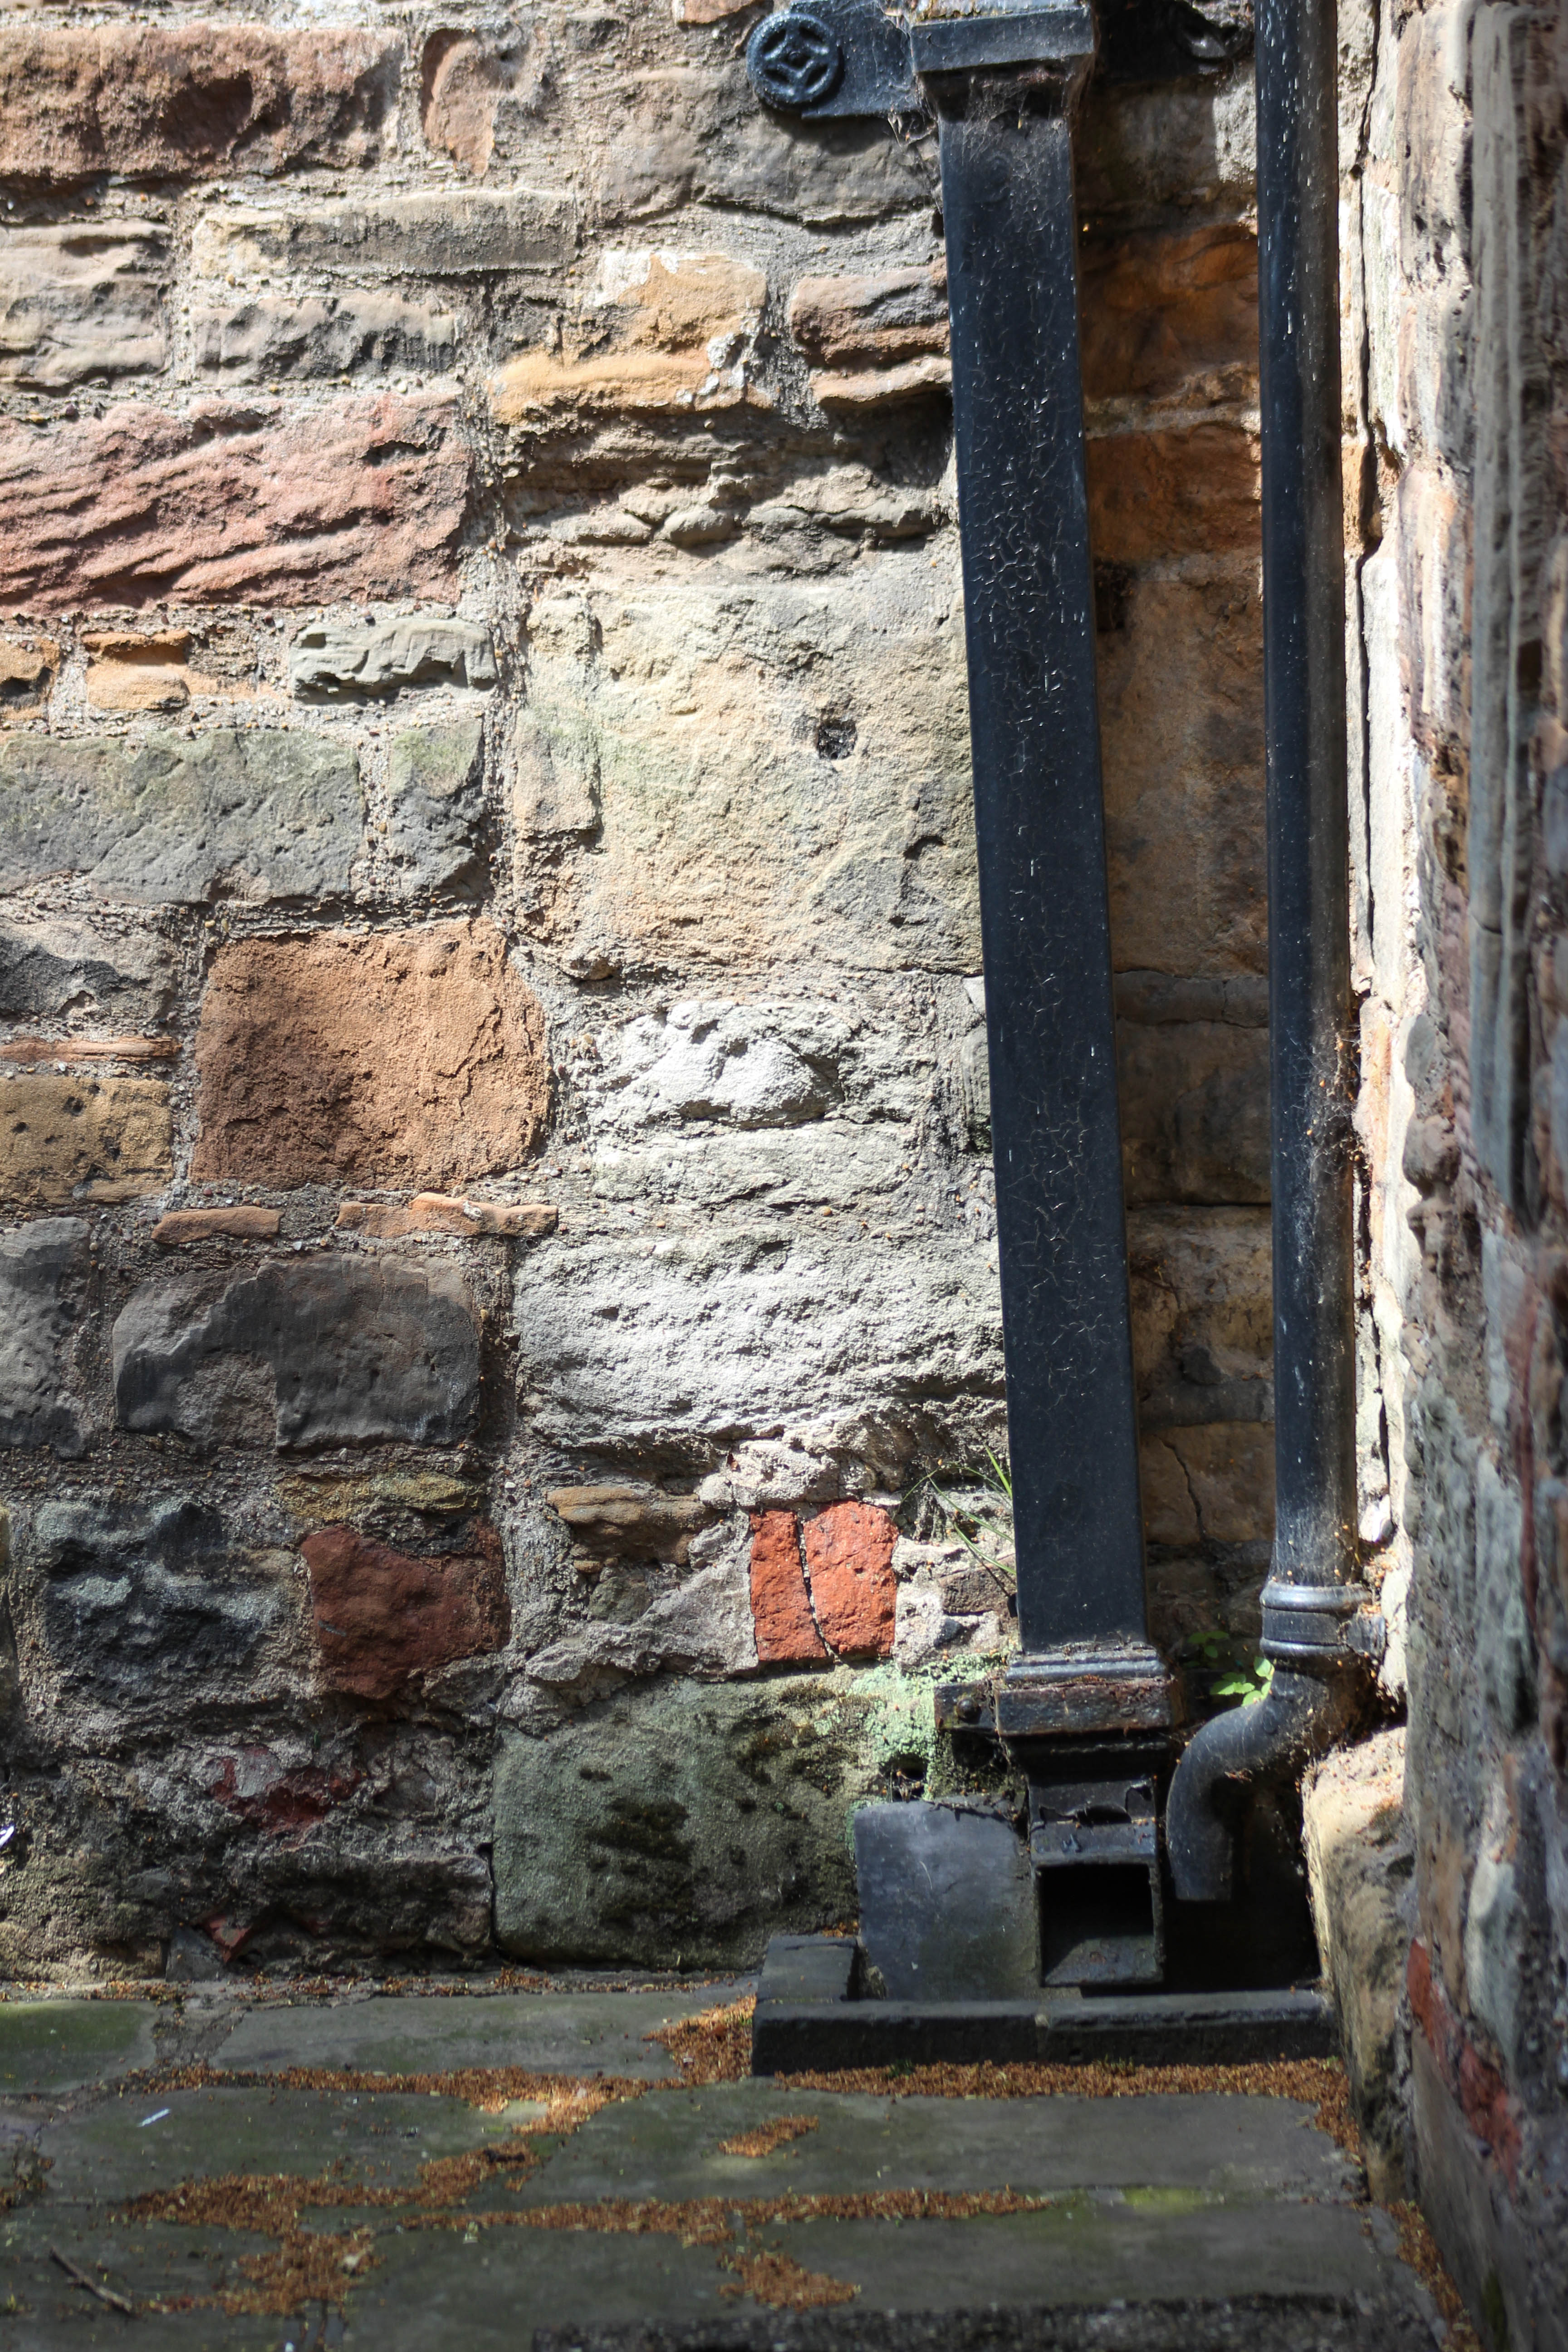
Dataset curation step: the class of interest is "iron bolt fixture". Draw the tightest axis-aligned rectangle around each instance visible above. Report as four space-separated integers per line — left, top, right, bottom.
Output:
746 10 844 109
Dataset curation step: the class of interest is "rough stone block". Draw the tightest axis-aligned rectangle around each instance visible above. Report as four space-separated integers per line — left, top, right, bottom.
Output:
336 1195 554 1241
300 1523 510 1700
386 720 488 897
519 1542 758 1696
194 294 457 383
514 1225 1003 1461
0 1072 170 1206
803 1500 897 1661
1303 1728 1414 2202
193 188 575 279
289 620 496 700
0 25 401 181
493 1672 914 1964
25 1494 284 1707
191 920 548 1191
749 1508 827 1664
1161 1422 1276 1548
113 1256 481 1450
0 915 176 1026
0 394 468 612
1079 223 1257 402
0 730 362 904
510 568 977 975
83 628 193 714
492 250 767 426
0 1217 92 1455
1087 423 1259 563
0 224 167 390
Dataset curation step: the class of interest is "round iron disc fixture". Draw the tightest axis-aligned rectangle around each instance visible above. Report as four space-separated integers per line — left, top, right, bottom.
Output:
746 10 844 110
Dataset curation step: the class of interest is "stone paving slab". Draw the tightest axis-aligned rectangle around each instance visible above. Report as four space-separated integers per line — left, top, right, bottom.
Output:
0 2004 160 2096
511 2086 1357 2209
36 2087 539 2205
0 1989 1443 2352
211 1988 750 2081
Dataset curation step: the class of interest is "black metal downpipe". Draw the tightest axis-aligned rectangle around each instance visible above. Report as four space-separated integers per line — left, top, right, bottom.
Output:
1166 0 1372 1903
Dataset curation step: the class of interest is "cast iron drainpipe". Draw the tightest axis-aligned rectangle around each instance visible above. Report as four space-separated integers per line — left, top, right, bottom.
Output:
1165 0 1378 1903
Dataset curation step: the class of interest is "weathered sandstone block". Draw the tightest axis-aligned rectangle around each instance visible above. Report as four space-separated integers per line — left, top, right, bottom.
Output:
1118 1013 1271 1204
192 920 549 1191
0 633 58 715
0 915 176 1026
514 1225 1003 1460
301 1523 510 1700
749 1509 828 1664
386 721 489 898
1087 423 1259 563
194 188 575 279
289 619 496 700
0 1072 171 1206
0 26 401 181
0 224 167 389
152 1207 281 1247
1127 1205 1273 1430
0 395 468 612
588 64 927 229
113 1256 482 1450
594 999 846 1130
803 1500 897 1660
545 1485 710 1571
1099 574 1266 978
82 629 195 715
512 570 977 974
26 1494 285 1708
1079 223 1257 402
336 1196 554 1241
0 730 361 904
0 1217 92 1455
420 30 549 177
788 264 950 410
194 294 457 383
494 1672 919 1963
493 251 767 426
1142 1421 1275 1551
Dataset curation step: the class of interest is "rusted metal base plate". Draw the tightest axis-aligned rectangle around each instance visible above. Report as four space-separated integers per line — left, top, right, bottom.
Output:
750 1937 1335 2075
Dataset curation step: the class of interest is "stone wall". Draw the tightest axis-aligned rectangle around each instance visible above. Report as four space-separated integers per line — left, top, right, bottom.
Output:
1341 0 1568 2339
0 0 1273 1988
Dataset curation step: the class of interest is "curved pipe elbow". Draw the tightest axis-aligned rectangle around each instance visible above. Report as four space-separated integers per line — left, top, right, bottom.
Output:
1165 1667 1359 1904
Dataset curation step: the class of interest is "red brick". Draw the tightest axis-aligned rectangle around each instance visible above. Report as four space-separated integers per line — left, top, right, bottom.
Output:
301 1522 510 1701
749 1509 827 1665
0 26 401 182
803 1501 897 1661
0 394 468 613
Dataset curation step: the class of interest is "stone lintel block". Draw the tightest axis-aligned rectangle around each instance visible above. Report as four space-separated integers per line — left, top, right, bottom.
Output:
0 1071 171 1206
300 1522 510 1700
545 1482 711 1563
1 1035 176 1065
0 25 402 181
0 730 362 905
193 921 549 1192
193 293 458 385
336 1195 555 1240
0 394 468 612
112 1254 482 1450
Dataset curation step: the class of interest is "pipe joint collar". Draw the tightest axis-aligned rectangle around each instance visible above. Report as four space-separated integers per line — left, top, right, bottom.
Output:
1260 1578 1381 1669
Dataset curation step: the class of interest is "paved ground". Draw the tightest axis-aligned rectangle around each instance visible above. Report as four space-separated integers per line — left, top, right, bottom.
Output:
0 1983 1453 2351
